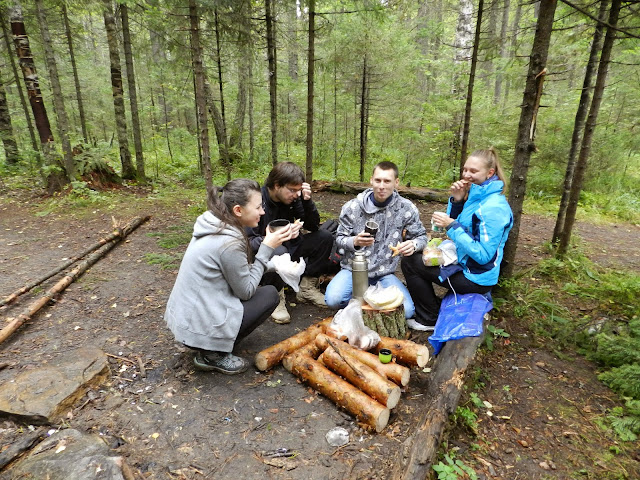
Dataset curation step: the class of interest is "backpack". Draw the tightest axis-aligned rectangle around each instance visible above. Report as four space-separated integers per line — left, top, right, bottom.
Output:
319 219 339 237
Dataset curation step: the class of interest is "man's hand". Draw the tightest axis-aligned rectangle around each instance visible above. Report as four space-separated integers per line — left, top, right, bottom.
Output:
301 182 312 201
354 231 374 248
291 219 304 239
395 240 417 257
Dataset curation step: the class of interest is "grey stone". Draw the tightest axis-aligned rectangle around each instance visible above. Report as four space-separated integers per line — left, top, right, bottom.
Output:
6 429 127 480
0 348 109 424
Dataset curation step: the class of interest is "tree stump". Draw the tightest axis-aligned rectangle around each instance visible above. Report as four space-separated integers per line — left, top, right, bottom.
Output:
361 304 406 339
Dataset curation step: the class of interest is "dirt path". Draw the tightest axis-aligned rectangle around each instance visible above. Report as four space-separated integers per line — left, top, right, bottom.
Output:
1 189 638 479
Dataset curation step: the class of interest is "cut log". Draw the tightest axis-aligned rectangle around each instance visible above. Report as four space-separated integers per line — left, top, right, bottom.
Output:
0 217 147 308
321 341 401 409
373 337 430 368
282 341 322 372
361 303 406 339
391 325 486 479
316 334 410 387
288 354 390 432
254 318 331 371
0 216 150 344
312 180 450 203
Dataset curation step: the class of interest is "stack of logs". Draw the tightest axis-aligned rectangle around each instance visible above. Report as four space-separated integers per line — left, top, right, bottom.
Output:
255 318 430 432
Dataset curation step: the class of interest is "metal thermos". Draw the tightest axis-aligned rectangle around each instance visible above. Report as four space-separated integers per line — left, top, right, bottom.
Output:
351 251 369 299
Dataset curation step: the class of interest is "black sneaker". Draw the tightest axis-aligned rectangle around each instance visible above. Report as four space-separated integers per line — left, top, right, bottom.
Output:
193 351 249 374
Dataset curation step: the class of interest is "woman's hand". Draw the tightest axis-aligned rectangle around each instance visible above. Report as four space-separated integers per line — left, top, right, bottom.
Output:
432 212 454 230
450 179 470 202
263 224 293 248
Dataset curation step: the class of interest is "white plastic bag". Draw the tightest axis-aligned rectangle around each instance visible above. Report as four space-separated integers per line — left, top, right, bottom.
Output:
363 282 404 310
270 253 306 292
329 298 380 350
422 238 458 266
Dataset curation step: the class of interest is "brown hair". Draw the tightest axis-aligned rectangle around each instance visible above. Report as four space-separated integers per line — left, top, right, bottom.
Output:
372 161 399 179
468 147 508 193
265 162 305 189
206 178 260 258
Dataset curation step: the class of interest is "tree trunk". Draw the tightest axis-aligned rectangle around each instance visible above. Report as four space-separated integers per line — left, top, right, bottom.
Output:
361 304 407 339
503 0 522 106
459 0 484 174
188 0 213 195
557 0 621 256
0 66 19 164
359 55 369 182
248 51 255 162
265 0 278 165
9 2 66 192
493 0 510 104
103 0 135 180
120 4 145 180
35 0 75 180
229 0 250 163
552 0 609 246
61 2 88 145
213 8 230 179
502 0 557 277
453 0 473 92
305 0 315 182
1 9 37 152
482 0 498 88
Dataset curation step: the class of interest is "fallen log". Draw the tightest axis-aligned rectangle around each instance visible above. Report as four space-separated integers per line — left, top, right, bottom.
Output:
321 340 401 409
391 322 487 480
288 354 390 432
316 333 410 386
0 217 144 308
282 341 322 372
312 180 450 203
0 216 150 344
254 318 331 371
372 337 430 368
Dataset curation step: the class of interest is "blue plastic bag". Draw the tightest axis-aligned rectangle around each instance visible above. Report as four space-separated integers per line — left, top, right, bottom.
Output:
428 292 493 355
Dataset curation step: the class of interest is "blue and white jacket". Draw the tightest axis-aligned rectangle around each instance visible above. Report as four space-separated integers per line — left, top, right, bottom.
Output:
444 177 513 286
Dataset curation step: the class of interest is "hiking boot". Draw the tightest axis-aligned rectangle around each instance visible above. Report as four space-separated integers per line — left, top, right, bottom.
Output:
296 277 327 307
271 289 291 324
407 318 436 332
193 351 249 374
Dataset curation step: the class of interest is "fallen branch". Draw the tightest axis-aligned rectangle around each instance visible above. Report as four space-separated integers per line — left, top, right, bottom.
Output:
0 216 150 344
0 217 148 308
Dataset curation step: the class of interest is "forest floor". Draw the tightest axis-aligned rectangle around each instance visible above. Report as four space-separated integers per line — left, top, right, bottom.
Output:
0 185 639 480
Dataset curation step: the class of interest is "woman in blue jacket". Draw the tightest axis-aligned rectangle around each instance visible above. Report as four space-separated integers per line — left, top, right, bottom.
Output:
401 147 513 331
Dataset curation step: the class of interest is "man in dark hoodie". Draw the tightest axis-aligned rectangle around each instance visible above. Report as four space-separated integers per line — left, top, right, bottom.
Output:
324 161 428 323
247 162 335 323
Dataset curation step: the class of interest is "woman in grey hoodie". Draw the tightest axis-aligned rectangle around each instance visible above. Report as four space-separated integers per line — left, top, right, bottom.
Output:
165 179 293 374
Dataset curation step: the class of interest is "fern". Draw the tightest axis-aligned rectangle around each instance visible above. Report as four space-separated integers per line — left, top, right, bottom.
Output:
598 364 640 399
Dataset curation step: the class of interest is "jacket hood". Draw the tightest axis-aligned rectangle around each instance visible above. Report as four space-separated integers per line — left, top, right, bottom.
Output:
193 211 244 240
356 188 400 215
467 178 505 203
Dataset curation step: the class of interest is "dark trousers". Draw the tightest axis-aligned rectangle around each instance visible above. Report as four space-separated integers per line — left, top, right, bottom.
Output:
187 285 279 354
401 253 491 325
262 229 337 290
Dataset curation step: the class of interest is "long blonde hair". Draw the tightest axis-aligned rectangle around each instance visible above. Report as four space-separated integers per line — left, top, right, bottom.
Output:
469 147 508 193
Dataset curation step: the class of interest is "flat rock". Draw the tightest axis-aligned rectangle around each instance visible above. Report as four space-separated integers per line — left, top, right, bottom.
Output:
0 348 109 424
6 428 128 480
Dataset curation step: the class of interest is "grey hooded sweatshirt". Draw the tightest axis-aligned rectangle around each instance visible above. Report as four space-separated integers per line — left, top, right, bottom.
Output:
164 211 274 352
335 188 428 278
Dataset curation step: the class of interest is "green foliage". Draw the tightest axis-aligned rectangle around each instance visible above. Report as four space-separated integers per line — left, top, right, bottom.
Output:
598 364 640 400
151 224 193 249
606 404 640 442
484 324 510 351
143 252 182 270
432 453 477 480
454 406 478 435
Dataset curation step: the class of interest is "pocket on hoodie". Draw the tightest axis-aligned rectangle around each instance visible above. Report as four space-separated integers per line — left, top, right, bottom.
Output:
179 305 243 337
208 306 243 338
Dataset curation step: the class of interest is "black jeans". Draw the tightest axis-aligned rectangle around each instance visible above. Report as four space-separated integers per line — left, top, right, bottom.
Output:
401 253 491 325
262 229 337 290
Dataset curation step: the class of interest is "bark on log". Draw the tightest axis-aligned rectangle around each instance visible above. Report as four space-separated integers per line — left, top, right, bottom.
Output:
321 342 401 409
254 318 331 371
312 180 450 203
289 354 390 432
0 217 150 344
316 333 410 386
0 219 147 307
373 337 430 368
361 303 406 339
391 322 487 479
282 341 322 372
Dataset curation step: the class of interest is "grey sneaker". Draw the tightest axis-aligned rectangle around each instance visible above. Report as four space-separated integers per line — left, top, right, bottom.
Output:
193 351 249 374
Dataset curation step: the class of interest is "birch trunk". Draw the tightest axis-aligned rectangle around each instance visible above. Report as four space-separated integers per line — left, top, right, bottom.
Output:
120 4 145 180
103 0 135 180
502 0 558 277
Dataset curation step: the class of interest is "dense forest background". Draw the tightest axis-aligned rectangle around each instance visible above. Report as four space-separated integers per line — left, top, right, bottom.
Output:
0 0 639 265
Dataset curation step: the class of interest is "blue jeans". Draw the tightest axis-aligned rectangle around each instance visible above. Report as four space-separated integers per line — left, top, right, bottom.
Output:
324 268 415 319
